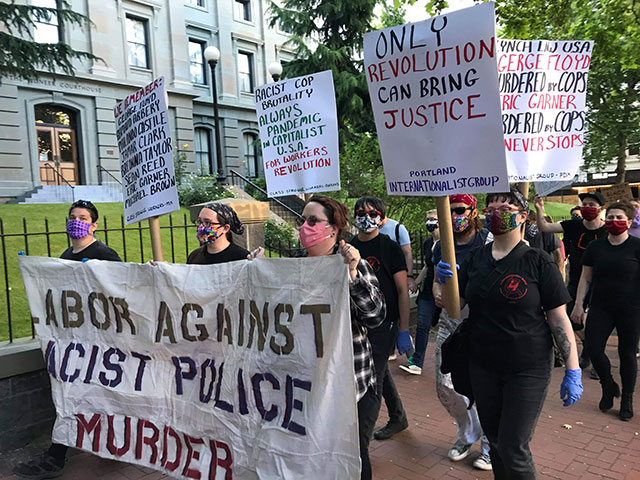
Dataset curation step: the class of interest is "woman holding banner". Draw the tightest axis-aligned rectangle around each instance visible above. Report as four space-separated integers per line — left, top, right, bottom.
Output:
441 186 582 479
297 195 386 480
571 202 640 421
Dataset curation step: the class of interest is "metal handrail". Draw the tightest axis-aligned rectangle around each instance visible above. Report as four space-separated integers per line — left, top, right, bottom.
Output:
98 165 122 185
228 169 303 220
42 164 75 202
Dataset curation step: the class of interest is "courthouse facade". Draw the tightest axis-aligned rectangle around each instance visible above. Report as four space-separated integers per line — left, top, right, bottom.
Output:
0 0 293 201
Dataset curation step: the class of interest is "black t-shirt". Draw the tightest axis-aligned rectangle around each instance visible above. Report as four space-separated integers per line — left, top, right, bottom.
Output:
560 219 607 286
187 243 250 265
459 243 571 372
418 236 436 300
60 240 122 262
582 236 640 309
350 233 406 323
432 229 490 266
525 224 561 254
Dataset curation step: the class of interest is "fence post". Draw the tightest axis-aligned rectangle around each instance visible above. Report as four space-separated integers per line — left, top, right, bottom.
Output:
0 219 12 342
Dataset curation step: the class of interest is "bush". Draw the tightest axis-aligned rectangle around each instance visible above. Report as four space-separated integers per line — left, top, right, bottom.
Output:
177 174 229 206
264 218 296 249
244 177 268 201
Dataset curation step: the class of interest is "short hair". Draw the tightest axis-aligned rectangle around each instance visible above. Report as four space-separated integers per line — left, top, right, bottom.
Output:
69 200 98 223
354 197 386 219
307 196 350 232
570 206 581 214
605 202 636 220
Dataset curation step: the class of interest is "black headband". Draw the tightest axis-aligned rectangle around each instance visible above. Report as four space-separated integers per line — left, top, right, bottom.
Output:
204 203 245 235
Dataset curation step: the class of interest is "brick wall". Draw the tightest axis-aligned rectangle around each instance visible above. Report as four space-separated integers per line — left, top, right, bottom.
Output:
0 369 55 453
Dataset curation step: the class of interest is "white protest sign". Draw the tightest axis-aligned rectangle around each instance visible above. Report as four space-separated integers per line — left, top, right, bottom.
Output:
254 70 340 197
363 3 509 196
498 40 593 182
19 256 359 479
114 77 179 224
534 178 576 197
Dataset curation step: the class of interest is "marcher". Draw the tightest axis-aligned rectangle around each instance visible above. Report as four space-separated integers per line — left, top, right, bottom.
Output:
14 200 122 479
629 199 640 238
443 186 582 479
570 205 582 220
400 210 440 375
297 195 386 480
432 194 492 471
187 202 250 264
525 211 564 277
571 202 640 421
349 197 411 442
379 213 418 293
535 192 606 373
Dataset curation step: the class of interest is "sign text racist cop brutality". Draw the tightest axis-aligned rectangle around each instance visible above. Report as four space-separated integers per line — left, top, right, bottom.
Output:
19 256 360 479
114 77 179 224
363 3 509 196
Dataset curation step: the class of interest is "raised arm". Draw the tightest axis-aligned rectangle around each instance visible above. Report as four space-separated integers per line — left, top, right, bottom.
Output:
534 196 564 234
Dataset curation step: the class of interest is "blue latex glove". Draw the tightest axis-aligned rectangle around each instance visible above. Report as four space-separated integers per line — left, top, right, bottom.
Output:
18 251 25 256
396 330 412 355
435 261 458 284
560 368 583 406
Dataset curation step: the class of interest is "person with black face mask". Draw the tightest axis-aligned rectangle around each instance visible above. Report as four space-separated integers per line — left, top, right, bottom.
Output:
535 192 606 373
571 202 640 421
570 206 582 221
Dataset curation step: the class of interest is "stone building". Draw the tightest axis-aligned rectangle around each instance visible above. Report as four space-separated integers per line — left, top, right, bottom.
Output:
0 0 294 201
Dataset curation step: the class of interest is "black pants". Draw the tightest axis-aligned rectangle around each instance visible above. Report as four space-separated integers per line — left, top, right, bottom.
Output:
585 305 640 394
469 360 551 480
48 443 68 464
357 386 381 480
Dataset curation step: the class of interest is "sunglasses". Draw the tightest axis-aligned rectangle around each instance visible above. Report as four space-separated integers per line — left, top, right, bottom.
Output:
355 209 382 219
451 206 472 215
297 215 329 227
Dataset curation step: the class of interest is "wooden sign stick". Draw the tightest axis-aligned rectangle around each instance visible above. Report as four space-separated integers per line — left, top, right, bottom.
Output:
436 195 460 319
148 216 164 262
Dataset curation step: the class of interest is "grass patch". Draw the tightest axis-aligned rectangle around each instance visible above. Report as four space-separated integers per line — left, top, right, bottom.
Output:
541 201 573 222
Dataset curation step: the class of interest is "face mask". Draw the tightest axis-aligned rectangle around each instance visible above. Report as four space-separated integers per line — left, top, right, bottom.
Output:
485 211 523 235
605 219 629 236
299 222 332 249
196 224 222 245
66 220 93 239
632 210 640 228
355 215 380 233
580 206 600 221
426 220 438 233
571 214 582 221
452 215 470 232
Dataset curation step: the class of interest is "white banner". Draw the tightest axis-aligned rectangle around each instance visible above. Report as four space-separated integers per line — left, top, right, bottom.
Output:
19 256 359 479
255 70 340 197
498 40 593 182
363 3 509 196
114 77 179 224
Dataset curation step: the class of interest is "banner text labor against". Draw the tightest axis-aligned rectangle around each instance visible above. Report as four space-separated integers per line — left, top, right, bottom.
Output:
19 256 360 479
114 77 179 224
498 40 593 182
363 3 509 196
254 71 340 197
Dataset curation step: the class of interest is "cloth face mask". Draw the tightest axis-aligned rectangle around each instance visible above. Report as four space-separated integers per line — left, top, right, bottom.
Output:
196 224 222 245
66 220 92 239
355 215 380 233
580 206 600 221
485 211 522 235
605 219 629 236
299 222 331 249
426 220 438 232
452 215 470 232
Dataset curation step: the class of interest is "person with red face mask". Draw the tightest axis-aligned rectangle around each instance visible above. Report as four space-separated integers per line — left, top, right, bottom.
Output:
535 191 606 373
571 202 640 421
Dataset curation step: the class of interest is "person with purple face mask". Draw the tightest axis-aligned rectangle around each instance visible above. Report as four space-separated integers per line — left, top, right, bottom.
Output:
14 200 121 480
571 201 640 421
440 186 581 479
187 203 250 265
297 195 386 480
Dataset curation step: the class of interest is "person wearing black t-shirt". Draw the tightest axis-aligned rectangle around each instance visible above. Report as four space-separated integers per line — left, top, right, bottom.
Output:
187 203 250 265
535 191 606 370
571 202 640 421
14 200 122 480
443 187 581 480
350 197 411 442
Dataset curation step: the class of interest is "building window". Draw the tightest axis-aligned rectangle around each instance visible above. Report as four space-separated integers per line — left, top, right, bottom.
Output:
126 16 149 69
244 133 262 177
189 40 206 85
33 0 61 44
235 0 251 22
238 52 254 93
185 0 205 6
194 127 213 174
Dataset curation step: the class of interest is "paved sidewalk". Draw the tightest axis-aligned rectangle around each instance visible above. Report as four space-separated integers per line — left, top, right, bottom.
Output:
1 336 639 479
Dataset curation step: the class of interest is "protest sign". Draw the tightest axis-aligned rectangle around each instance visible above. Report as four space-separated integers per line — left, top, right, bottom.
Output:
601 182 634 203
363 3 509 197
534 178 576 198
114 77 179 225
19 255 359 479
255 71 340 197
498 40 593 182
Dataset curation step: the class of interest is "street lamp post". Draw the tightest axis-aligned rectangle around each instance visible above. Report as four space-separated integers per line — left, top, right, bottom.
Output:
204 46 225 182
268 61 283 82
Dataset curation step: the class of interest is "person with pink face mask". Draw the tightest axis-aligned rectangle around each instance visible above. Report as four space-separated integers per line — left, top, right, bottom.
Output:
297 195 386 480
571 201 640 421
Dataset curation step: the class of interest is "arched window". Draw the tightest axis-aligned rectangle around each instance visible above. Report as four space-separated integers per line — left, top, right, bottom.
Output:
244 133 262 178
194 127 213 175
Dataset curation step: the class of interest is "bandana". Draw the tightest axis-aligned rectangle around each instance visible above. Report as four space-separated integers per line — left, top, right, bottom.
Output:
204 203 245 235
449 194 477 208
509 186 530 212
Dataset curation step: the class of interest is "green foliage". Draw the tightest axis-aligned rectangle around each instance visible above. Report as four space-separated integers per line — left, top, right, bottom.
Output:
0 1 99 82
177 174 228 207
244 176 268 201
264 218 296 249
173 148 188 185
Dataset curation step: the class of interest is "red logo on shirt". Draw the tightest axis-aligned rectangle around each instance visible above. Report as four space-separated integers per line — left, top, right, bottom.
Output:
500 274 528 301
365 256 381 273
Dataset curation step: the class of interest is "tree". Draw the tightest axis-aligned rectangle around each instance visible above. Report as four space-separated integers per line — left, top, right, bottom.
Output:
0 1 97 82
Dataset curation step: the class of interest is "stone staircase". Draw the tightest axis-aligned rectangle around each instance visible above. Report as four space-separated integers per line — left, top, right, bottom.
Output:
8 185 123 204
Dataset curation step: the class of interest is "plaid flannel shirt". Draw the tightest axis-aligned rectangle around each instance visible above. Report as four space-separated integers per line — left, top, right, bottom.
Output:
349 258 386 401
